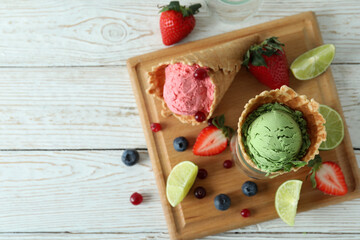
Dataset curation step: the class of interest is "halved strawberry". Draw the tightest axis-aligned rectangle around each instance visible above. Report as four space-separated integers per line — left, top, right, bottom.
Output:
315 161 348 196
308 156 348 196
193 126 227 156
193 115 234 156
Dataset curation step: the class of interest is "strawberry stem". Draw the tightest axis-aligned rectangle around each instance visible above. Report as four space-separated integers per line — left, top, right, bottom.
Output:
159 1 201 17
212 115 234 140
188 3 202 15
306 155 323 188
243 36 285 68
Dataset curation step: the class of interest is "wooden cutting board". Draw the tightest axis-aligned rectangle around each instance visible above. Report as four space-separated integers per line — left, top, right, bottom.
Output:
127 12 360 240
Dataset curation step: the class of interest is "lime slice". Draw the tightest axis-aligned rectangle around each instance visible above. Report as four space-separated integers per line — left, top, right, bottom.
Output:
290 44 335 80
166 161 198 207
319 104 344 150
275 180 302 226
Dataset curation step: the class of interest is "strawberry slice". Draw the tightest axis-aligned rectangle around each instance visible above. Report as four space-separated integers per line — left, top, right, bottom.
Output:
193 126 227 156
315 161 348 196
193 115 234 156
308 156 348 196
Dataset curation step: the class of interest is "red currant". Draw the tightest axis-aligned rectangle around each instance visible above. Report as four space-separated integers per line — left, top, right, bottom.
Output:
241 209 251 218
195 111 206 122
130 192 143 205
194 187 206 199
150 123 161 132
207 118 214 126
197 169 208 179
223 160 233 169
194 67 208 80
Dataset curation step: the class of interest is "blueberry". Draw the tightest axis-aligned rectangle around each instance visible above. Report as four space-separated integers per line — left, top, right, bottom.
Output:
242 181 258 197
173 137 188 152
214 194 231 211
122 149 139 166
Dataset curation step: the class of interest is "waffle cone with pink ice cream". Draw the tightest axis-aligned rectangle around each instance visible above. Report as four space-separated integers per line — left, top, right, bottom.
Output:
147 34 259 125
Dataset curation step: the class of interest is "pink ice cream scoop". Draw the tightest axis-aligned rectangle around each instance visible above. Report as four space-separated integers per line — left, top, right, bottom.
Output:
163 63 214 116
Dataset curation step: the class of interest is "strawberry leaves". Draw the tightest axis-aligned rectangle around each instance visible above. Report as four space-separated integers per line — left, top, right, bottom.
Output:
306 155 323 188
262 37 284 55
212 115 234 140
243 36 285 68
159 1 201 17
245 48 267 67
187 3 202 16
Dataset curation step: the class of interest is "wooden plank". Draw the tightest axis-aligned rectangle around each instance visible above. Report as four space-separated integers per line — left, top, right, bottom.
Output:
0 233 358 240
0 150 166 232
0 0 359 66
0 64 358 150
0 67 145 149
0 150 358 234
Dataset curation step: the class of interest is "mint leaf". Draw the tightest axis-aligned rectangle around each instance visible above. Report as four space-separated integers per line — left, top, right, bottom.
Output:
293 161 307 167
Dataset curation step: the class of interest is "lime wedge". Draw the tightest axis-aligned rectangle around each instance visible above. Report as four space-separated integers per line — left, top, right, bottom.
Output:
319 104 344 150
290 44 335 80
166 161 198 207
275 180 302 226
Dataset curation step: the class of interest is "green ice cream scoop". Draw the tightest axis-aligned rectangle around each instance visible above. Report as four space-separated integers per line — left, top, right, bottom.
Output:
242 103 310 173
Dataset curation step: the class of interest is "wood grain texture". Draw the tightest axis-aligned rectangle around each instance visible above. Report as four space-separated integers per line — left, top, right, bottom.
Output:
0 150 166 232
0 67 144 149
0 150 358 234
0 64 357 150
0 0 359 239
0 0 359 66
0 233 359 240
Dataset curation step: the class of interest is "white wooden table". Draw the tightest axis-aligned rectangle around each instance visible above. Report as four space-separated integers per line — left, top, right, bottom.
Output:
0 1 359 239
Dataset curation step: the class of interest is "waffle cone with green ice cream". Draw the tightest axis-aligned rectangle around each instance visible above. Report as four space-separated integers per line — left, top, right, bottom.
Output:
238 86 327 175
242 103 311 173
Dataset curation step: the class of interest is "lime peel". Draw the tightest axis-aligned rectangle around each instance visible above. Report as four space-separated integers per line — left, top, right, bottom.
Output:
319 104 344 150
275 180 303 226
166 161 198 207
290 44 335 80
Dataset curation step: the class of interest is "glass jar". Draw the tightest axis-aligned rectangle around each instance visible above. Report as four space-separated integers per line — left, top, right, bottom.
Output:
230 134 273 179
207 0 263 23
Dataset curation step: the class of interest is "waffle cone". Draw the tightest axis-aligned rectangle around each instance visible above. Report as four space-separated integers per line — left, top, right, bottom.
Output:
147 35 259 125
237 86 326 175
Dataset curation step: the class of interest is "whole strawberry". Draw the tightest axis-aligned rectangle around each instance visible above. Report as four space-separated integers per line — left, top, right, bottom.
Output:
159 1 201 46
243 37 289 89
